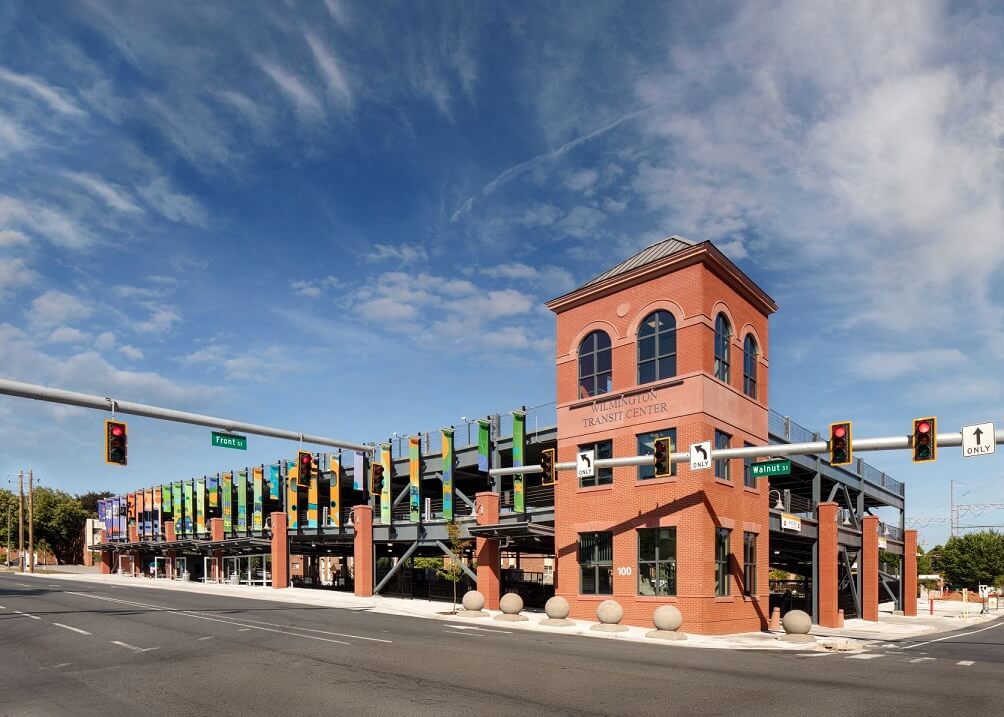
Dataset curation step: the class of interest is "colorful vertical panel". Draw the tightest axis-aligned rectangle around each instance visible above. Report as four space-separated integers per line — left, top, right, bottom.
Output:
409 436 421 522
353 451 365 492
153 486 162 511
162 484 172 513
136 490 145 537
196 478 206 535
237 470 248 532
513 411 525 513
307 463 318 528
253 467 263 531
380 443 392 524
442 429 454 522
146 488 154 536
269 465 280 501
477 419 490 472
222 472 233 532
184 481 194 535
287 470 299 530
329 453 341 528
172 483 182 532
208 474 219 508
153 487 162 538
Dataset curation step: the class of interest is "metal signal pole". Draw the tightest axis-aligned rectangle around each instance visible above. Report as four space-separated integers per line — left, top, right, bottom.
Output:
18 471 24 573
28 470 34 573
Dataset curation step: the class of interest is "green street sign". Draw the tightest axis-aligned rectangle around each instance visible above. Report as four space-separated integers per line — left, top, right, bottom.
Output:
750 459 791 478
211 431 247 451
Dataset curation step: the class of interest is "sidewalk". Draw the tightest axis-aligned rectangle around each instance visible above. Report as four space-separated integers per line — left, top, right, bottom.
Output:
18 571 1002 652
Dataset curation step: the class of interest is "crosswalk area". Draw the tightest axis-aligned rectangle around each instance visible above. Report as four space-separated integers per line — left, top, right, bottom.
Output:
798 651 981 667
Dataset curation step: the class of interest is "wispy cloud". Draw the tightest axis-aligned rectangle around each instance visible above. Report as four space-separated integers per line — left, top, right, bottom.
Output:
0 67 85 116
364 243 429 265
305 32 352 108
63 171 143 214
259 58 324 120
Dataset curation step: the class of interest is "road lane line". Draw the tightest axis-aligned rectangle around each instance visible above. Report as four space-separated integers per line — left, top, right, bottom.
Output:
958 660 975 666
444 624 513 634
846 654 882 659
65 591 363 646
237 628 252 632
111 641 159 653
204 614 394 643
198 636 214 641
16 583 31 587
903 619 1004 649
40 663 72 670
909 657 935 663
14 610 41 620
52 623 92 635
48 584 60 588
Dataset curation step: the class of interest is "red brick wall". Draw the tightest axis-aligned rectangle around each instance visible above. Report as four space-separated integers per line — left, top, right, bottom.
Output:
352 506 374 597
270 511 289 590
903 529 918 616
861 515 879 621
551 249 773 634
476 492 501 609
817 502 839 627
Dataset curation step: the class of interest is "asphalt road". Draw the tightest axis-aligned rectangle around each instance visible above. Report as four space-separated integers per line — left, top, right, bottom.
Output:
2 573 1003 716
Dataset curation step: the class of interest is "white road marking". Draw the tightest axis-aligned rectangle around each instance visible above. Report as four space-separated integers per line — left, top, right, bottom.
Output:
237 628 252 632
111 641 159 653
14 610 41 620
846 654 883 659
198 636 214 641
52 623 91 635
797 652 836 657
957 660 975 666
444 624 513 634
909 657 936 663
903 620 1004 649
16 583 31 587
66 592 366 646
48 584 60 588
205 614 394 643
39 663 71 670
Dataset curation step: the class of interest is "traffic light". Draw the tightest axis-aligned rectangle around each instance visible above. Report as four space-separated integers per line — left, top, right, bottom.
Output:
540 448 555 485
829 421 852 466
912 417 937 463
105 420 128 466
297 450 313 486
370 461 384 494
653 436 672 478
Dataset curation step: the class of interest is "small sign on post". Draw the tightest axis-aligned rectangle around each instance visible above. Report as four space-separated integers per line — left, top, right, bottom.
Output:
577 449 595 480
962 422 995 458
781 513 801 532
751 459 791 478
690 441 712 471
211 431 247 451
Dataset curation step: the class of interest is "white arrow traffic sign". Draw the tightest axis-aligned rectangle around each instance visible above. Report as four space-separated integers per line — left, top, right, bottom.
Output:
962 422 996 458
690 441 712 471
577 449 595 479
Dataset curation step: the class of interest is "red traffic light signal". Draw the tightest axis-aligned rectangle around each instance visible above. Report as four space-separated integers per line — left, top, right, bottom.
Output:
370 462 384 494
829 421 852 466
540 448 556 485
105 420 128 466
653 436 672 478
297 450 313 485
912 417 937 463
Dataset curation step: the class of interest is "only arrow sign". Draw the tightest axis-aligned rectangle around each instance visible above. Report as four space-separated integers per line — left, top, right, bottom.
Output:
974 427 983 446
694 444 708 461
580 454 592 468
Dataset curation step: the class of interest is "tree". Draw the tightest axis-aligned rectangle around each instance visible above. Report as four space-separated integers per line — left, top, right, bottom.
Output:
916 546 933 576
437 521 472 613
939 531 1004 590
30 487 89 564
77 491 114 517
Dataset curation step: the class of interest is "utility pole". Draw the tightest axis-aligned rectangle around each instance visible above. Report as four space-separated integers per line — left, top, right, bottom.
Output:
18 471 24 573
28 470 34 573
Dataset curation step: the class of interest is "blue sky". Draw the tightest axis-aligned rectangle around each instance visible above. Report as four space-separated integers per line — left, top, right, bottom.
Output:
1 1 1003 546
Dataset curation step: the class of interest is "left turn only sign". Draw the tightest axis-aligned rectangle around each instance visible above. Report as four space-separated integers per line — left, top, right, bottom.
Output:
577 449 595 479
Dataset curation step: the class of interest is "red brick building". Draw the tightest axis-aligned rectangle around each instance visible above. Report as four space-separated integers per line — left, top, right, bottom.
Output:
547 237 776 633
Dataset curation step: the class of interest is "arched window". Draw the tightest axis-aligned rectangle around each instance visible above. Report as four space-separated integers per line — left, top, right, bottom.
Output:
637 310 677 385
714 313 732 383
743 334 758 398
578 330 612 398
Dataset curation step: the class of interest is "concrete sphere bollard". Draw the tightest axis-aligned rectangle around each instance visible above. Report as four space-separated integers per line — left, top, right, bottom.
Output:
458 590 488 617
646 604 687 641
779 609 815 644
781 610 811 634
540 596 574 627
495 592 528 622
591 599 628 632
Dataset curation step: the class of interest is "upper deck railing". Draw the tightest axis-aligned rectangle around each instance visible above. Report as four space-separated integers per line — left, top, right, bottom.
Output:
768 410 905 497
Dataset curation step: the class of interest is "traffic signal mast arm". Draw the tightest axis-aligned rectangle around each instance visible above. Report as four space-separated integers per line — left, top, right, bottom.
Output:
488 427 1004 477
0 378 374 454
